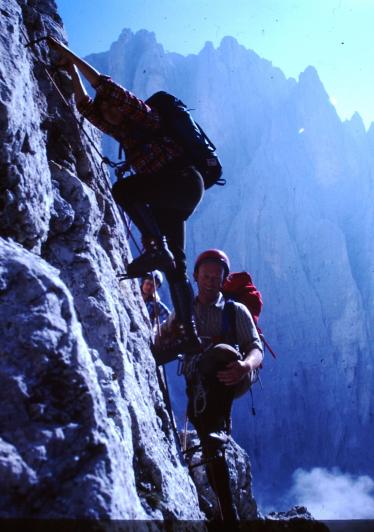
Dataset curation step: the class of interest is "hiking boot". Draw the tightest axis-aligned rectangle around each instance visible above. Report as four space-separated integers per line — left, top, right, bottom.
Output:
125 236 176 279
204 431 230 449
152 322 203 365
176 322 203 354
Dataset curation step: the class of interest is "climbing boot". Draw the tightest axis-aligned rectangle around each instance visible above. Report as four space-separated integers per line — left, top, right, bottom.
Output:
152 320 203 365
124 236 176 279
204 431 230 449
153 275 204 362
174 321 203 355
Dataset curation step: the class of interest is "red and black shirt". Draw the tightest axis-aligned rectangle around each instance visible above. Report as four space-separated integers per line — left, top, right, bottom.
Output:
77 75 184 175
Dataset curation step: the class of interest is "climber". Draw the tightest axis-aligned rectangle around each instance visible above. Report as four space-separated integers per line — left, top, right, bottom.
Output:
47 37 204 354
156 249 263 520
141 271 171 329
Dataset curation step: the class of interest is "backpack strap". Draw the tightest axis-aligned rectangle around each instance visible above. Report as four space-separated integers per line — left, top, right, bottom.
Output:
222 300 257 415
221 299 238 347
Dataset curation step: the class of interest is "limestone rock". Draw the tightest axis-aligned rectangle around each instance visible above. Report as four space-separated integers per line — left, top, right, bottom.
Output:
184 431 258 521
86 28 374 509
0 0 203 519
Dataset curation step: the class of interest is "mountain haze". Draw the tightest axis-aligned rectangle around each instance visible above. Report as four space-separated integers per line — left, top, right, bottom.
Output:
86 28 374 507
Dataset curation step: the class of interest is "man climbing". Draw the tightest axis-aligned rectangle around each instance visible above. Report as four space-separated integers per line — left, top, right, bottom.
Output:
47 37 205 354
140 271 171 329
156 249 263 520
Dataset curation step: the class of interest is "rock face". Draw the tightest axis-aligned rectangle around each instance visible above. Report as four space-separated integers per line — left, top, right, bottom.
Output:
184 431 258 520
0 0 206 519
85 29 374 507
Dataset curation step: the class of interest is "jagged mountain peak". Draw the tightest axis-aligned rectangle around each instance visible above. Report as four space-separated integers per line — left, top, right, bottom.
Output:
2 1 373 521
298 65 327 95
109 27 163 58
116 27 158 47
219 34 241 49
345 111 366 134
201 40 215 54
85 21 374 511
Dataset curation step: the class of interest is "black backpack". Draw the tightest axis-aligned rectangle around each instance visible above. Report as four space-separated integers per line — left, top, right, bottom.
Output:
145 91 225 189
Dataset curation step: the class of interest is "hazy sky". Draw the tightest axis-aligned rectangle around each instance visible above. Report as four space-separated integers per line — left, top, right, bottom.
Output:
55 0 374 128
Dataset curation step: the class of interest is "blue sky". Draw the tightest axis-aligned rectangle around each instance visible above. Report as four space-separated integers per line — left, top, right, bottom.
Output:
56 0 374 128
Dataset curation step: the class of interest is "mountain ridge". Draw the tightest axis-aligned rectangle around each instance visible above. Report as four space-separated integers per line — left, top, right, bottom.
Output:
84 27 374 508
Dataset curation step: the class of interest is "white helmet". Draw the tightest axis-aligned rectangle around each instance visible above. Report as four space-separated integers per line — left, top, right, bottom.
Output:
142 270 163 288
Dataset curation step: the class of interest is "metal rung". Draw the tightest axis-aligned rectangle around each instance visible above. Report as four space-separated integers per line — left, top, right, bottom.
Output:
182 444 202 456
188 455 217 469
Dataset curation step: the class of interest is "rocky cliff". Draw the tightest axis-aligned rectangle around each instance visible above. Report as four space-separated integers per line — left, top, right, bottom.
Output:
85 28 374 508
0 0 212 519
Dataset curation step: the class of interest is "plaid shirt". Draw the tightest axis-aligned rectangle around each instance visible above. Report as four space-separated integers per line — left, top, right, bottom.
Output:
193 293 263 354
161 293 263 355
77 75 184 175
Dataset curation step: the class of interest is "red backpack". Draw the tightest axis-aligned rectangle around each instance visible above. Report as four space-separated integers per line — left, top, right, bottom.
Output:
222 272 276 358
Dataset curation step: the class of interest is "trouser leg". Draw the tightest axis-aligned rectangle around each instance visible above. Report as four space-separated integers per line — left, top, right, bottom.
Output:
206 454 238 521
116 200 162 239
112 179 159 237
112 165 203 247
152 271 202 364
187 372 238 520
166 272 194 323
112 184 175 277
111 166 203 278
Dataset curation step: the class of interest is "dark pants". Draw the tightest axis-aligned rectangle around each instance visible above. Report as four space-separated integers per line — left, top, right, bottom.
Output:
112 163 204 281
187 365 238 520
187 375 236 452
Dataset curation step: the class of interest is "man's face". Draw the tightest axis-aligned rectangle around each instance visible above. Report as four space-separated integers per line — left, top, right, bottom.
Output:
196 261 225 302
142 278 156 297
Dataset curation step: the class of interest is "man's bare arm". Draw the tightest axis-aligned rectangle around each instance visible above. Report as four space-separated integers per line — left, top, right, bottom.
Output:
48 37 101 88
66 64 88 106
217 347 263 386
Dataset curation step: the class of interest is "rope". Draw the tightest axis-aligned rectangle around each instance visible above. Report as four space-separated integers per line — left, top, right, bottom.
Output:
152 273 162 337
45 68 124 173
45 65 143 258
182 412 189 452
21 30 125 177
124 214 134 242
22 32 152 309
45 58 143 258
150 279 183 449
183 353 207 416
120 210 142 255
